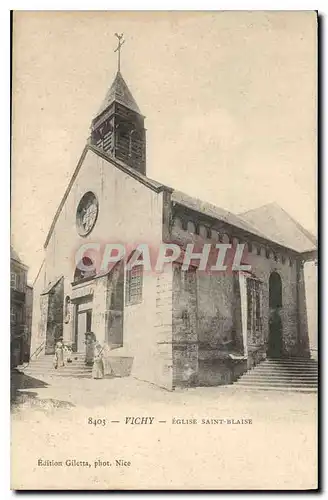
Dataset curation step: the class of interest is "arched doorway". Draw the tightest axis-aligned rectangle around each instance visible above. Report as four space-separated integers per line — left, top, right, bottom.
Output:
268 272 283 358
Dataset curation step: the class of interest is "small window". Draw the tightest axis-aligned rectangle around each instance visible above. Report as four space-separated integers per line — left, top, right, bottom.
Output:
211 229 219 241
248 242 253 253
199 225 208 239
187 221 196 234
281 255 286 265
10 306 15 323
265 249 271 259
74 257 96 282
126 264 143 306
172 217 183 231
11 272 18 290
257 246 261 256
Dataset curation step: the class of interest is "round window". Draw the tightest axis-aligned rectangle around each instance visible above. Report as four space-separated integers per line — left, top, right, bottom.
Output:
76 192 99 236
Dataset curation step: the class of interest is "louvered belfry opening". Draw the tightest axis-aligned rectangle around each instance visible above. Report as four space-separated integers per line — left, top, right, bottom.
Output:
90 71 146 175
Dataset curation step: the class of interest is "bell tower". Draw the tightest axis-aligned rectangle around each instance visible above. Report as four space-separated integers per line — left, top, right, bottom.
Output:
90 34 146 175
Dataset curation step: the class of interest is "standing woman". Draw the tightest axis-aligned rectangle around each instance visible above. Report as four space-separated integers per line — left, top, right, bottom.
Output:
53 337 65 369
85 332 96 365
92 342 104 379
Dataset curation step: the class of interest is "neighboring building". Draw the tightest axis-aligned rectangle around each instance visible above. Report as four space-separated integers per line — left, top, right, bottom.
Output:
10 247 33 366
30 66 317 390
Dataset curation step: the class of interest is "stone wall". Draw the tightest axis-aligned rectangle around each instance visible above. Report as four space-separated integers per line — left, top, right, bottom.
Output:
152 268 174 389
172 264 198 387
171 210 305 360
45 277 64 354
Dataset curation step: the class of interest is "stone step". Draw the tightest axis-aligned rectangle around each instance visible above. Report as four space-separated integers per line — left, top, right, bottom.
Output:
259 365 318 371
25 367 93 374
249 367 318 374
236 380 317 387
244 369 318 376
266 357 317 361
233 358 318 393
262 363 318 368
241 375 318 382
262 359 318 366
231 385 317 393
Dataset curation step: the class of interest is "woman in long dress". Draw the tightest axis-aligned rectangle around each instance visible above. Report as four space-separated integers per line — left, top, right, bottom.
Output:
53 339 65 369
92 342 104 379
85 332 96 365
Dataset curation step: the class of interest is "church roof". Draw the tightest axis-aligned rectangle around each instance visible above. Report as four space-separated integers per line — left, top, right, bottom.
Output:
43 144 315 257
238 203 317 253
95 71 142 118
172 191 269 241
171 192 316 255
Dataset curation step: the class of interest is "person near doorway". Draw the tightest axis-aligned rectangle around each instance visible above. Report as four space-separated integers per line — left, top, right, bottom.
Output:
85 331 96 365
64 342 73 364
53 338 65 369
92 341 104 379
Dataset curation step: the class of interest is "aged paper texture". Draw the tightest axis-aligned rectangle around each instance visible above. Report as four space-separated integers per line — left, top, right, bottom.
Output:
11 11 318 490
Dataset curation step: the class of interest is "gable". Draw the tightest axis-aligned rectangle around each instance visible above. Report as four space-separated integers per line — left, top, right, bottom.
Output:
44 144 169 248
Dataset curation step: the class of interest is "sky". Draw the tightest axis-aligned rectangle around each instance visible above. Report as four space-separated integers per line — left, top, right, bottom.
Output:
11 11 317 282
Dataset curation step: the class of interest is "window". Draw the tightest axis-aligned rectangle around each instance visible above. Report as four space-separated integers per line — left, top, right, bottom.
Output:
74 257 96 283
125 264 143 305
172 217 183 231
247 278 263 345
269 272 282 309
11 272 18 290
187 221 196 234
11 305 22 325
10 305 15 323
211 229 219 241
199 225 208 239
76 192 99 236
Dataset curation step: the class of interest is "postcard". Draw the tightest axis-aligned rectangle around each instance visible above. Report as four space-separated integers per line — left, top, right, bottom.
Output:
11 11 318 490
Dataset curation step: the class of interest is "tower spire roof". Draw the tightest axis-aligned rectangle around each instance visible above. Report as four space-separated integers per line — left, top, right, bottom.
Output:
96 70 142 118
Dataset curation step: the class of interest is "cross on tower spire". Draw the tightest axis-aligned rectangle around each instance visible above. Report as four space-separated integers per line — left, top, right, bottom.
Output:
114 32 125 72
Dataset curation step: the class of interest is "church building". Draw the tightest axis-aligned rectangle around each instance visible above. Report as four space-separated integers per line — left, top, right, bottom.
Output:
30 43 317 390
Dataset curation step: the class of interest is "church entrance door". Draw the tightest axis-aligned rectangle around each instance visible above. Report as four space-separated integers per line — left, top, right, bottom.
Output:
76 309 92 353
